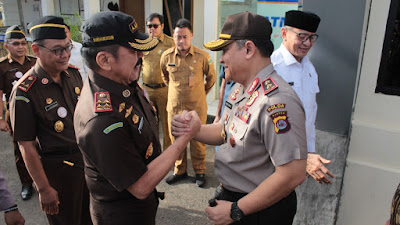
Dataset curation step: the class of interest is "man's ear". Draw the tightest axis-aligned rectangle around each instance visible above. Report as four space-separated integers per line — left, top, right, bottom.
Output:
281 27 287 41
96 52 112 71
244 41 256 59
31 44 40 57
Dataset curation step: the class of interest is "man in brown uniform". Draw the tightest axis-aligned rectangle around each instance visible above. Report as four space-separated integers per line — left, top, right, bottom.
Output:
74 11 200 225
0 25 35 201
142 13 175 150
9 16 91 225
161 18 216 187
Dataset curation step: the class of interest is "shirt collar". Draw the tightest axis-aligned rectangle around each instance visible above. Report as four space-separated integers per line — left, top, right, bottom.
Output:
7 55 31 64
158 33 166 43
34 63 70 85
174 45 194 57
89 71 137 99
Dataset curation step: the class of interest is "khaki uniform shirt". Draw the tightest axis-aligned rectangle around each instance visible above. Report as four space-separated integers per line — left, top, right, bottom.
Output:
0 55 36 107
216 64 307 193
142 33 175 84
9 64 82 154
74 72 161 224
160 45 216 113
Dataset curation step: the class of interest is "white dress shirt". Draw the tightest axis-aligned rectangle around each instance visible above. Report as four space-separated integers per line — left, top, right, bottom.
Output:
271 44 319 153
69 40 88 81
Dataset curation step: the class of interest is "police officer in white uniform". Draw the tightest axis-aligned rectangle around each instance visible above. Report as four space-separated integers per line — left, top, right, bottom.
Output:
271 10 334 184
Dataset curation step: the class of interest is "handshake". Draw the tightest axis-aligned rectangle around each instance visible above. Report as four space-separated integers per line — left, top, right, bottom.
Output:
171 110 202 139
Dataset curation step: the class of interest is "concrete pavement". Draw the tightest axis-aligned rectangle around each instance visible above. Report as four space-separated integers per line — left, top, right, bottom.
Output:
0 131 218 225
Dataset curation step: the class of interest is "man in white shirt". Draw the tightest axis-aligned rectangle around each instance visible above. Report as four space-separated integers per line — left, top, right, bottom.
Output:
65 25 88 81
271 10 334 184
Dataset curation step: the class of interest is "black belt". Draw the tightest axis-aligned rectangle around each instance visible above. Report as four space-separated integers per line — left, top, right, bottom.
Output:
143 83 166 89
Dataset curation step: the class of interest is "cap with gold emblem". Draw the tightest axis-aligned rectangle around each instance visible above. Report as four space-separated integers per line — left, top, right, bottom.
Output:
5 25 26 40
81 11 158 51
204 11 272 51
27 16 67 42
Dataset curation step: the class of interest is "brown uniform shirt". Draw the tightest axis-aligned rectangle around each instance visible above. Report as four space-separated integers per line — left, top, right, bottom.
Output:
160 45 216 113
74 72 162 224
142 33 175 85
0 55 36 108
216 65 307 193
9 64 82 154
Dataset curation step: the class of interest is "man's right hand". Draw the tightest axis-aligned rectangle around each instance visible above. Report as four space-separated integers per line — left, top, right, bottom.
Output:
4 210 25 225
39 186 60 215
0 120 10 132
171 110 201 138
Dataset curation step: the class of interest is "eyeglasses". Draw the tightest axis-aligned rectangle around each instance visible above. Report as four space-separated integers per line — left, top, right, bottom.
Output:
147 24 160 29
286 27 319 43
8 41 28 47
37 44 74 56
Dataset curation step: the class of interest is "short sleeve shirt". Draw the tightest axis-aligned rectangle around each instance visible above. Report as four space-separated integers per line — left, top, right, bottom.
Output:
74 72 162 202
142 33 175 84
9 64 82 153
0 55 36 106
216 64 307 194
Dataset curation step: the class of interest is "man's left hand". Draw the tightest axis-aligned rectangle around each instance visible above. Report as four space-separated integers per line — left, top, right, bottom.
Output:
205 200 234 225
307 153 334 184
0 120 10 132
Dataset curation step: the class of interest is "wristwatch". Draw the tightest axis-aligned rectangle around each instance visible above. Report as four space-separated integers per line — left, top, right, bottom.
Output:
230 201 244 222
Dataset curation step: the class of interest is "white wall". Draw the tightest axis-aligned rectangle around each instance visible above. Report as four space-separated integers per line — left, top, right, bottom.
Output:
2 0 21 26
337 0 400 224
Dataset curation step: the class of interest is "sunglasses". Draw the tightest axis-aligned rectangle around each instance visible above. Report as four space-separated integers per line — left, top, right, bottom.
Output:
147 24 160 29
37 44 74 56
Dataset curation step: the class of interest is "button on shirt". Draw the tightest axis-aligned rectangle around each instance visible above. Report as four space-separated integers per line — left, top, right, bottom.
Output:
9 64 82 154
142 33 175 84
271 44 319 153
216 64 307 194
0 55 36 107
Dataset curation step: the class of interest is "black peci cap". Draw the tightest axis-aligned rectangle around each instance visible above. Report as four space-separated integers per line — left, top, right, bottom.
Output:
285 10 320 33
28 16 67 41
204 11 272 51
5 25 26 40
81 11 158 51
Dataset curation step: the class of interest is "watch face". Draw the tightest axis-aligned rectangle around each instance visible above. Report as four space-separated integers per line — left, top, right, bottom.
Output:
230 202 244 221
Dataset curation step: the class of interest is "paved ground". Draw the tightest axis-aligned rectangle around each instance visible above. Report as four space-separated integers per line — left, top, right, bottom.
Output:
0 130 218 225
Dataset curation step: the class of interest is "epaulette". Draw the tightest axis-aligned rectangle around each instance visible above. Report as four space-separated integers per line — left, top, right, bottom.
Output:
163 47 175 55
94 92 113 112
164 35 173 41
68 64 80 70
18 75 36 92
262 77 279 96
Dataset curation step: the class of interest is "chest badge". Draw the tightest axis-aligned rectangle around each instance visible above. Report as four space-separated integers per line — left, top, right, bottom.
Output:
247 77 259 94
246 90 259 107
122 89 131 98
15 71 23 79
57 107 68 118
125 106 133 118
270 111 291 134
262 77 278 95
119 102 126 113
230 136 236 147
41 78 49 85
132 114 139 124
54 120 64 132
46 98 53 104
145 143 153 159
235 106 251 124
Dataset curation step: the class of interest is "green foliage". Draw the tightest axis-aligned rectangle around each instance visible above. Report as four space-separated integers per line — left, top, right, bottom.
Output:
63 13 84 43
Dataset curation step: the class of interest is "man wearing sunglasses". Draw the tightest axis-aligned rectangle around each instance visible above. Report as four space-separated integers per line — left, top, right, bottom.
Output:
271 10 335 184
142 13 175 152
9 16 91 225
0 25 36 201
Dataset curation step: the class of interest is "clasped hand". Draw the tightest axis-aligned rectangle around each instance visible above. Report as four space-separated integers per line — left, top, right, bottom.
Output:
171 110 201 138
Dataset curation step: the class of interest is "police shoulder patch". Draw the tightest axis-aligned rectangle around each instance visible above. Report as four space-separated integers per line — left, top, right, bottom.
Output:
262 77 278 96
94 92 113 112
18 75 36 92
270 111 291 134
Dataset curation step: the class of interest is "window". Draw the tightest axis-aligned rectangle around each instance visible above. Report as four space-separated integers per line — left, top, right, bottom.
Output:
375 0 400 95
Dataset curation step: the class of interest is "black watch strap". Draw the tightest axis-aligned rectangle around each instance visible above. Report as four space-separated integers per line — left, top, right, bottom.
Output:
230 201 244 221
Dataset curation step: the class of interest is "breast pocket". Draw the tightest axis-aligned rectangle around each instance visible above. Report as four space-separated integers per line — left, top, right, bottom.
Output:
228 117 248 161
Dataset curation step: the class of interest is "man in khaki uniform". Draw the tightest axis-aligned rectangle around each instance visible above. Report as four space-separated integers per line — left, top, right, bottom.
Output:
161 18 216 187
142 13 174 150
